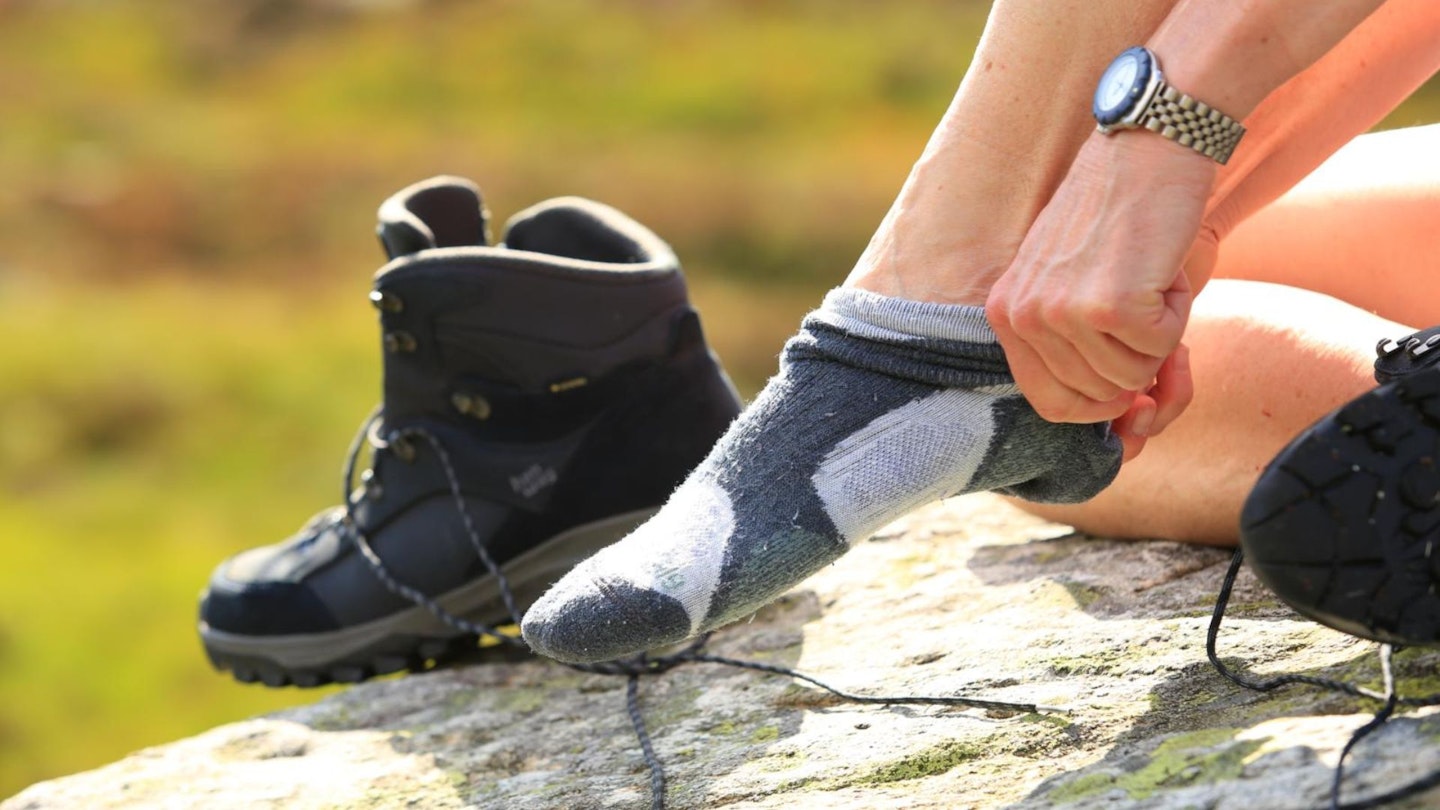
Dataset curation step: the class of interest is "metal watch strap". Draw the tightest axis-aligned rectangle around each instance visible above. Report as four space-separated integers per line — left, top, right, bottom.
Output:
1141 83 1246 165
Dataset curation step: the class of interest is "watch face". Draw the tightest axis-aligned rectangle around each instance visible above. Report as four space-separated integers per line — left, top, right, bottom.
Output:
1093 47 1152 126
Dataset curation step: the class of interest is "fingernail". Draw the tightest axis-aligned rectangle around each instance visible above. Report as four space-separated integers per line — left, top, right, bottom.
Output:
1131 408 1155 437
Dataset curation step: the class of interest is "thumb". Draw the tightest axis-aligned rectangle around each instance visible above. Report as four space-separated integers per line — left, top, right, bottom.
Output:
1111 394 1156 463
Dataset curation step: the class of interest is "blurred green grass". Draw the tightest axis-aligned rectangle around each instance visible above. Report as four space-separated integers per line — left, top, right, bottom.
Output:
0 0 1437 799
0 0 988 795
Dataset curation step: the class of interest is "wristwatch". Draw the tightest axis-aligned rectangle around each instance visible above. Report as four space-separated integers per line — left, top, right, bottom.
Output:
1092 46 1245 165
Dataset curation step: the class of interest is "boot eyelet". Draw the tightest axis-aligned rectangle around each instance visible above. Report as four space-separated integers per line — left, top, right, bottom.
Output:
360 468 383 500
384 331 418 353
451 392 492 420
369 290 404 313
390 437 417 463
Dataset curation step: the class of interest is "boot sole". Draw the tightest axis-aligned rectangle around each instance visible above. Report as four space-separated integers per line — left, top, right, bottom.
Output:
199 507 657 687
1241 367 1440 646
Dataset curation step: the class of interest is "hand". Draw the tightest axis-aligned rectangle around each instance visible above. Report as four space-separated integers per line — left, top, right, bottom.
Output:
986 132 1216 440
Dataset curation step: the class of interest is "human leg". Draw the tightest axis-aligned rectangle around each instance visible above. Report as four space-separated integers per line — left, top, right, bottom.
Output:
1213 123 1440 327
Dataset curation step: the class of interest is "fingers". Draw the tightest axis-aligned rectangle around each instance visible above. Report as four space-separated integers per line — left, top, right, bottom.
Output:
1146 343 1194 436
989 282 1178 423
1018 330 1130 403
994 314 1139 423
1021 304 1166 394
1109 344 1194 464
1182 226 1220 297
1067 328 1169 392
1110 396 1155 462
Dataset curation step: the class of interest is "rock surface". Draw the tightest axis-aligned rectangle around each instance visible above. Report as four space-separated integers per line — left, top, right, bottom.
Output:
9 494 1440 810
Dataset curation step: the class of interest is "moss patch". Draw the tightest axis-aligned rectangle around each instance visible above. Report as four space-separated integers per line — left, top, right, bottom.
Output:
645 685 703 728
1047 649 1128 678
857 740 985 785
1060 580 1105 609
752 748 808 774
1020 712 1073 730
1047 728 1265 803
750 725 780 743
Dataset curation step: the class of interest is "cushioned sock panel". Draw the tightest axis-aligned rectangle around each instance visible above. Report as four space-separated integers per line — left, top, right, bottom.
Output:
522 288 1121 663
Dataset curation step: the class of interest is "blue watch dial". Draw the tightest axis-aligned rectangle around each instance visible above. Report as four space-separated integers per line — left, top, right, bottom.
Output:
1093 47 1153 126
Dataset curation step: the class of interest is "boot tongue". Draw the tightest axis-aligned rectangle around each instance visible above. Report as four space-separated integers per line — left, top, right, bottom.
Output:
376 176 491 260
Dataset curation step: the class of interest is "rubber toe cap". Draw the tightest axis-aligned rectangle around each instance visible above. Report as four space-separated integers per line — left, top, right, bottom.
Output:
200 559 340 636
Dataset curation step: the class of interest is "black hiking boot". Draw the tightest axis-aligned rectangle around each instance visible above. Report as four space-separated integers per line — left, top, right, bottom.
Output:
198 176 742 687
1241 325 1440 647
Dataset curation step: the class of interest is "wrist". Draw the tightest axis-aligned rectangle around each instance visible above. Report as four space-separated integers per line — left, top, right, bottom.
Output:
1081 128 1218 186
1092 46 1246 165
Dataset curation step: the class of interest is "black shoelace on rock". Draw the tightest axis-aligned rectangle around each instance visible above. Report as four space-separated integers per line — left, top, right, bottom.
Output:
1208 549 1440 809
339 407 1062 810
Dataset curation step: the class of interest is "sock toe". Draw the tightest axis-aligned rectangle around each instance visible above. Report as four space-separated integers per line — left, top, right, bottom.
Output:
522 578 693 664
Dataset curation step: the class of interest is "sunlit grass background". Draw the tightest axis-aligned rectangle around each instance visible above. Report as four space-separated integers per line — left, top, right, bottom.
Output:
2 0 1438 798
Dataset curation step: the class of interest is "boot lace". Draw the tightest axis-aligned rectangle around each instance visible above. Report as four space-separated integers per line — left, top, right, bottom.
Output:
336 404 1062 810
1208 549 1440 809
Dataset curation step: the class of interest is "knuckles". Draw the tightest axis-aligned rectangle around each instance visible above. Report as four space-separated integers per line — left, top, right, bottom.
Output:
988 275 1181 425
1030 395 1129 425
1113 357 1166 391
1016 372 1131 425
993 286 1131 340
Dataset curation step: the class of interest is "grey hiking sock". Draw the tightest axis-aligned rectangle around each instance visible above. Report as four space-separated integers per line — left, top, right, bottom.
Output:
521 287 1121 664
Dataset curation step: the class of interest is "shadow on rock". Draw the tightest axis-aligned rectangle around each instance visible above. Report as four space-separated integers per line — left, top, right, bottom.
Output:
966 530 1302 626
1009 642 1440 809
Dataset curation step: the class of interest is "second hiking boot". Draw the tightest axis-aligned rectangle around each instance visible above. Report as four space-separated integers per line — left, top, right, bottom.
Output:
1241 325 1440 647
198 176 742 686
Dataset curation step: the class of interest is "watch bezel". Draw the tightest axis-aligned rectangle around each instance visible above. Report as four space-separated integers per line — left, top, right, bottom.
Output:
1093 47 1162 132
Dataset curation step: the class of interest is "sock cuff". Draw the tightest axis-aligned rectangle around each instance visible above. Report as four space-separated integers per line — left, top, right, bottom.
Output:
786 287 1012 389
815 287 998 345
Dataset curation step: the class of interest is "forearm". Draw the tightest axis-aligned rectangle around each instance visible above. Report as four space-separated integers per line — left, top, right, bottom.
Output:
1150 0 1389 121
1203 0 1440 253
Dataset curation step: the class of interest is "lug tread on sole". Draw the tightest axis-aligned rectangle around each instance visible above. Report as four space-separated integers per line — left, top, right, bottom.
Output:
206 632 497 689
1241 376 1440 646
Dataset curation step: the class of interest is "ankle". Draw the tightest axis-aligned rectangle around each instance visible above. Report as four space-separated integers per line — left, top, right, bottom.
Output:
842 164 1029 306
846 246 1013 306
